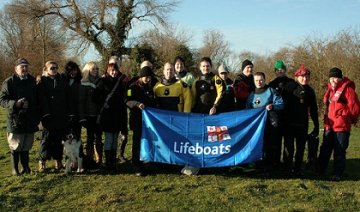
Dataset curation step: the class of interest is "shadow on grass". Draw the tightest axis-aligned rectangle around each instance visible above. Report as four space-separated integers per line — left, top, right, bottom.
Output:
119 158 360 182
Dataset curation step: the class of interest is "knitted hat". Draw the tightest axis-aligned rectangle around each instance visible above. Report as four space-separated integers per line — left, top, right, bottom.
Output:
138 66 153 77
15 58 30 66
241 59 253 71
329 67 343 78
274 60 286 71
294 65 310 76
218 63 229 74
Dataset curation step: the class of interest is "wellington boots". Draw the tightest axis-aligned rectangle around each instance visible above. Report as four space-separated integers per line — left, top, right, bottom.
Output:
85 144 95 161
94 142 103 164
104 150 112 171
111 149 117 171
11 151 21 176
20 151 31 174
39 160 46 173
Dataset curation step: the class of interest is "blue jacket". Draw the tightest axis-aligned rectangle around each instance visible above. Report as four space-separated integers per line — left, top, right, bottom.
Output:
246 86 284 111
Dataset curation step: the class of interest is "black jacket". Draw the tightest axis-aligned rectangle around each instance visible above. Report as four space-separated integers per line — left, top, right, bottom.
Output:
95 74 128 132
0 74 39 133
37 73 69 130
126 80 157 130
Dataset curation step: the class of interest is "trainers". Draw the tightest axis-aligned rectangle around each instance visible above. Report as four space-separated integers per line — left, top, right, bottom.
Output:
39 161 46 173
242 164 256 173
118 156 127 163
181 166 200 176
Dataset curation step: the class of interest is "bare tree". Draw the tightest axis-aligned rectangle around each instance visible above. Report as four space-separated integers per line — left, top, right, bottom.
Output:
0 4 67 78
198 29 230 67
9 0 179 63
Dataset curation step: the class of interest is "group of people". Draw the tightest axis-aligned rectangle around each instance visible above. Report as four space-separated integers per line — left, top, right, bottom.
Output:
1 56 359 181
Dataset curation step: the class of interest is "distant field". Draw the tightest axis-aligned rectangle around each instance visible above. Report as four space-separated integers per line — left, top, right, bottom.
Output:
0 108 359 211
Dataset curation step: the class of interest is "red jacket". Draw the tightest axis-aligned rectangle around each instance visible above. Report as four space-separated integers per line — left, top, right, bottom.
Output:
323 77 360 132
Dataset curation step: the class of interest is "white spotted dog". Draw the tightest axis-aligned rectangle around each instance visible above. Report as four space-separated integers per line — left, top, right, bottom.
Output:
62 134 84 174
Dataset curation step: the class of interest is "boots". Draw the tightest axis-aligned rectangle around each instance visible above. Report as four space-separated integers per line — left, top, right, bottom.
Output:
20 151 31 174
85 144 95 161
111 149 117 171
11 151 20 176
39 160 46 173
104 150 112 171
55 159 64 170
118 138 127 163
94 142 103 164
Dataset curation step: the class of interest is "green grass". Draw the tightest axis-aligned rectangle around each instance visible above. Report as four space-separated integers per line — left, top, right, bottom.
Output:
0 108 359 211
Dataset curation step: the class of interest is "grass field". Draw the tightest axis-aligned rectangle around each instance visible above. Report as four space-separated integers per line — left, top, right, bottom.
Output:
0 108 359 211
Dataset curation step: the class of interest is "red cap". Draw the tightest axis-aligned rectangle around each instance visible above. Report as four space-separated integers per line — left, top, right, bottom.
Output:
295 65 310 76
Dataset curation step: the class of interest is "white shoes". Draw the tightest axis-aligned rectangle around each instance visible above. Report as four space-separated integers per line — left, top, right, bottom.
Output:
181 166 200 176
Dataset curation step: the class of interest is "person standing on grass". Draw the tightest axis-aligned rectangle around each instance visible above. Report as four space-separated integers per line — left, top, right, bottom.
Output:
282 65 319 177
246 72 284 175
79 61 103 167
94 63 128 171
182 57 223 176
63 61 82 140
0 58 39 176
108 56 130 163
268 60 295 169
318 67 360 181
37 61 70 172
126 66 157 176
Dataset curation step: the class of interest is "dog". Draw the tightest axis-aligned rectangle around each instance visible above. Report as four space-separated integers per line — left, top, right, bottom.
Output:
62 134 84 174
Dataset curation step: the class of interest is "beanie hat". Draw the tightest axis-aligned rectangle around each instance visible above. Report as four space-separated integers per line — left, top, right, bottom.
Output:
329 67 343 78
274 60 286 71
241 59 253 71
218 63 229 74
138 66 153 78
294 65 310 76
15 58 30 66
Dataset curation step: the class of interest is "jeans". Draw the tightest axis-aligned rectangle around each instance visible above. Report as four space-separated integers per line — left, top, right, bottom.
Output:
103 131 119 151
318 130 350 177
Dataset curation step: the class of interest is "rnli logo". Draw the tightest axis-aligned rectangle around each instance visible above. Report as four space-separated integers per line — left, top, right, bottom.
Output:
207 126 231 142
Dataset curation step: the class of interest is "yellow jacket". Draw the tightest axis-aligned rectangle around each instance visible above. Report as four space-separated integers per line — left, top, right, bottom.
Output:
154 78 192 113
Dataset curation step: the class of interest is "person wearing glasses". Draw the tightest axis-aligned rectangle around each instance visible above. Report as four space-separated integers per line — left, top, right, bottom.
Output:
37 61 70 172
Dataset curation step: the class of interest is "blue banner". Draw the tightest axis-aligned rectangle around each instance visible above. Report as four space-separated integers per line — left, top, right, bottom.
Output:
140 107 267 168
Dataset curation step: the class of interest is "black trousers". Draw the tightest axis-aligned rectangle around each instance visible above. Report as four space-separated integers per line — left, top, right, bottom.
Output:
283 126 307 172
39 128 67 161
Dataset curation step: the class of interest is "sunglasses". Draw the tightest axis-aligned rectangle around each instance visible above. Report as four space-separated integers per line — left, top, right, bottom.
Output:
220 72 228 75
50 66 58 71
